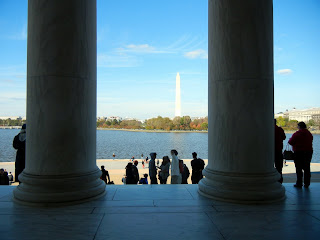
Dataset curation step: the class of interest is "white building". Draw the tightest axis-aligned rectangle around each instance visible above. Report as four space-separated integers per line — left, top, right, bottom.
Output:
281 108 320 122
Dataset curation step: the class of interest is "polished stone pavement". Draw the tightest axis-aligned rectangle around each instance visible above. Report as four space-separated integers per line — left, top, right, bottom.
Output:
0 183 320 240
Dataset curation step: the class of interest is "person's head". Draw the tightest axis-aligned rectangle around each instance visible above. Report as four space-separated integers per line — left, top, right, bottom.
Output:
22 124 26 130
171 149 178 156
126 162 133 168
162 156 170 164
101 165 105 170
298 122 307 129
134 160 138 166
144 173 148 178
192 152 197 158
0 168 4 175
150 152 157 159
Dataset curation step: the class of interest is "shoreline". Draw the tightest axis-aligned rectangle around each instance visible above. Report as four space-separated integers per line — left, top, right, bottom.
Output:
2 160 320 185
2 127 319 134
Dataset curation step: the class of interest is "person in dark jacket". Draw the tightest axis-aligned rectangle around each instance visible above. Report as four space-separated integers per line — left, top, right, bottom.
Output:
275 119 286 183
181 160 190 184
288 122 313 188
0 168 9 185
133 160 140 184
125 162 136 184
13 124 26 184
100 165 110 184
191 152 205 184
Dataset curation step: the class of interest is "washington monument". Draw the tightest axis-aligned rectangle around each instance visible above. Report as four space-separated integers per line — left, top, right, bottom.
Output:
175 72 181 117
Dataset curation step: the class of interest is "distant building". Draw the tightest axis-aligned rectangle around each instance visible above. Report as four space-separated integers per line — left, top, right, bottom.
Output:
107 116 122 121
277 108 320 123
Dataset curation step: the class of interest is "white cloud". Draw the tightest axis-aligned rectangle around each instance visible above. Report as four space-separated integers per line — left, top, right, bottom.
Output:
276 69 293 75
184 49 208 59
116 44 173 54
97 53 140 68
126 44 155 52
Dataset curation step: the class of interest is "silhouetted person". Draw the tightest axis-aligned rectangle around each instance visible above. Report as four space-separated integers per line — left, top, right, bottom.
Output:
275 119 286 183
159 156 170 184
100 165 110 184
170 150 181 184
181 160 190 184
133 160 140 184
149 152 158 184
13 124 26 184
125 162 136 184
0 168 9 185
139 173 149 184
7 172 13 183
289 122 313 188
191 152 205 184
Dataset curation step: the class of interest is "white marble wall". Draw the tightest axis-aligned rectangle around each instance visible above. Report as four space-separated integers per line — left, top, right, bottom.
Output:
199 0 285 203
13 0 105 206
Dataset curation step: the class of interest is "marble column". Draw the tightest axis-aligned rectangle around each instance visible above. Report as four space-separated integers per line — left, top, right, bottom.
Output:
13 0 106 206
199 0 285 203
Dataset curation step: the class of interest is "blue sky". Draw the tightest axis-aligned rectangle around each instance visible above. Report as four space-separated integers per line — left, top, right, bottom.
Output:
0 0 319 119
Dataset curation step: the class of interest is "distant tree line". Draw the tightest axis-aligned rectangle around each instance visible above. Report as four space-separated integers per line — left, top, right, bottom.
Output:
0 118 25 126
276 116 320 130
97 116 208 131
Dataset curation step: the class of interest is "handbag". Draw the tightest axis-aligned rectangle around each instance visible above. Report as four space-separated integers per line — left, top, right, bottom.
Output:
283 144 294 160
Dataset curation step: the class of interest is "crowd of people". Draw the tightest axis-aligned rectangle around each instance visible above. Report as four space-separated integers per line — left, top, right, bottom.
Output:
275 120 314 188
117 150 205 185
5 121 315 189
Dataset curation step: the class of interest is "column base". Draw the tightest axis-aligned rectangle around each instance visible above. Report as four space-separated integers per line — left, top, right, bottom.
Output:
198 167 286 204
13 168 106 207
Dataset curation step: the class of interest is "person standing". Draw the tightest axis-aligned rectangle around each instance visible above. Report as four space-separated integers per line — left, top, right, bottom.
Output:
159 156 170 184
125 162 136 184
170 150 181 184
149 152 158 184
100 165 110 184
133 160 140 184
0 169 9 185
191 152 205 184
275 119 286 183
288 122 313 188
181 160 190 184
13 124 26 184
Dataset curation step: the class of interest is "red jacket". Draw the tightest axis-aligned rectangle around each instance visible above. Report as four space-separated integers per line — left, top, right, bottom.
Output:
275 125 286 151
288 129 313 152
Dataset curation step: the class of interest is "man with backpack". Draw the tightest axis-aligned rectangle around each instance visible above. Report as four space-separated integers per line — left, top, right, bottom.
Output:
191 152 205 184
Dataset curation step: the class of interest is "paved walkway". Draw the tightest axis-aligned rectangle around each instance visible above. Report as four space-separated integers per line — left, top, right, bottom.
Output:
0 183 320 239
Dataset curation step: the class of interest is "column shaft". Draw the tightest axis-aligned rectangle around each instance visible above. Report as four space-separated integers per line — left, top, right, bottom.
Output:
199 0 285 203
13 0 105 206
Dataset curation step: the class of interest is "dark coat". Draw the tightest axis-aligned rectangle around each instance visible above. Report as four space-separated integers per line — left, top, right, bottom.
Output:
13 133 26 182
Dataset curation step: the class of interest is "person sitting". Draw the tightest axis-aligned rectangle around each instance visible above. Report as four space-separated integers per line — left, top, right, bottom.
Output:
139 174 149 184
100 165 110 184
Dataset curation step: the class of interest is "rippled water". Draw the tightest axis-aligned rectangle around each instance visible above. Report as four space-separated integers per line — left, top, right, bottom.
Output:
1 129 319 163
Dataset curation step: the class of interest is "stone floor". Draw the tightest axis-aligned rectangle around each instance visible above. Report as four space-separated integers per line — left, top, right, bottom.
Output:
0 183 320 240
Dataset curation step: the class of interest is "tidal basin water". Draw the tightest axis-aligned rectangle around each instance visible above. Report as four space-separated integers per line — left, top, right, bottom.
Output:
0 129 319 163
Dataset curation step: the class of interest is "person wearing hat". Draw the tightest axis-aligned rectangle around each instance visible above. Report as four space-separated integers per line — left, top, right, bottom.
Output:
149 152 158 184
13 124 26 184
191 152 205 184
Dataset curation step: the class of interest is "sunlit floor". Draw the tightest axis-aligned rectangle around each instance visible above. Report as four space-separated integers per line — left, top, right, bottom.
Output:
1 183 320 240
